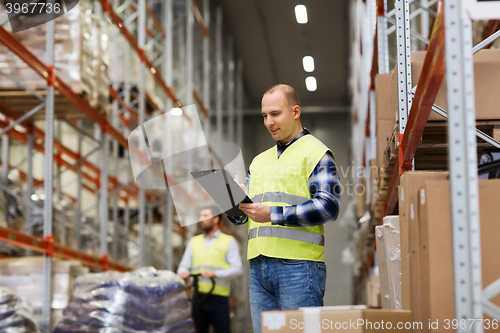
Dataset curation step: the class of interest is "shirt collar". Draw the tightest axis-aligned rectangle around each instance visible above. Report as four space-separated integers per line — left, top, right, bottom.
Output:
277 128 310 157
205 229 221 240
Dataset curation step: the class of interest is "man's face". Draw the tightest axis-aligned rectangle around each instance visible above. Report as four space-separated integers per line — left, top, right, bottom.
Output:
199 209 218 232
261 91 299 144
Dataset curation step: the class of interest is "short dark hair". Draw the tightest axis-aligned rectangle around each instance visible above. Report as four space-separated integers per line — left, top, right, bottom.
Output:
263 84 301 108
203 205 223 224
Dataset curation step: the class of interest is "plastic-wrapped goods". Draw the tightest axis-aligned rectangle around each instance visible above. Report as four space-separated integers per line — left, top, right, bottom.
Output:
0 0 110 114
0 287 39 333
53 267 195 333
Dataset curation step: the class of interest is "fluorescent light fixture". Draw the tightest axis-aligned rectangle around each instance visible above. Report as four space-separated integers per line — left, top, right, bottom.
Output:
295 5 308 24
302 56 315 72
305 76 317 91
170 108 183 116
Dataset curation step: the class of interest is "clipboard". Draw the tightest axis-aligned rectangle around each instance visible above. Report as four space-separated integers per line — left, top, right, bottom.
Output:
190 169 252 217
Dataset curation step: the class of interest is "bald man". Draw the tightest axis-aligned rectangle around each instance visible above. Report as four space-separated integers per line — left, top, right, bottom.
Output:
230 84 341 333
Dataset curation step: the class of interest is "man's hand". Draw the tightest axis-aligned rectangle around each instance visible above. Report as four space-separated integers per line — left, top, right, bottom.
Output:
201 270 216 279
239 203 271 223
178 271 190 279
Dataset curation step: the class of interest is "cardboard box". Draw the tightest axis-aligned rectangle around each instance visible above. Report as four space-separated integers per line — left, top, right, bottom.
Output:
366 274 381 308
376 120 393 168
394 49 500 122
262 307 413 332
383 216 401 310
375 226 390 309
375 74 393 121
418 179 500 332
398 171 448 316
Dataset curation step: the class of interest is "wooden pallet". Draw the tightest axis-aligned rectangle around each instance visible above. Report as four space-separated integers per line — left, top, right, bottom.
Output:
372 120 500 210
0 89 108 121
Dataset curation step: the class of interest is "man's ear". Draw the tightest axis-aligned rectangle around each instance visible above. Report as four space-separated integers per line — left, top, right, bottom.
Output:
293 105 301 119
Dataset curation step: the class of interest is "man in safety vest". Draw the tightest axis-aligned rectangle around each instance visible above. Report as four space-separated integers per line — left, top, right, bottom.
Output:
178 206 243 333
233 84 340 333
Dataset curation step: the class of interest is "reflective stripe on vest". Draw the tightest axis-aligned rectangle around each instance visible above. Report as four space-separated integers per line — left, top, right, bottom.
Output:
191 233 233 296
248 226 325 246
247 134 332 262
251 192 309 206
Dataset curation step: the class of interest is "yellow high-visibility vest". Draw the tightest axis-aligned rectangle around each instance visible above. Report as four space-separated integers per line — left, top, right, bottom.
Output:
247 134 332 262
191 232 233 297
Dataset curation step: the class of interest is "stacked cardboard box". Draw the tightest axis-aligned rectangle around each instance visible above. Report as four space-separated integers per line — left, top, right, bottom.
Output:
262 306 412 333
392 49 500 122
397 171 449 317
0 257 89 330
0 0 110 113
399 176 500 332
375 216 401 310
375 73 394 169
416 179 500 332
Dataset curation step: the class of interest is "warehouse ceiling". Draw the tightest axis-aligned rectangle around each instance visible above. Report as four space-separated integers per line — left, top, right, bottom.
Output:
214 0 351 110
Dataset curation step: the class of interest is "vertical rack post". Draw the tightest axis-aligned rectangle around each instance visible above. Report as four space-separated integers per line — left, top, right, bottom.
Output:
100 130 109 260
394 0 412 175
444 0 483 330
76 120 83 250
42 10 56 333
26 123 34 254
227 37 234 143
1 134 9 186
138 0 146 267
215 7 223 142
236 59 243 150
377 0 390 74
164 0 174 271
202 0 210 143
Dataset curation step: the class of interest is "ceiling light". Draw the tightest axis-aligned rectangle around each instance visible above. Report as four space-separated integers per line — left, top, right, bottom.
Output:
170 108 183 116
302 56 315 72
295 5 308 24
305 76 317 91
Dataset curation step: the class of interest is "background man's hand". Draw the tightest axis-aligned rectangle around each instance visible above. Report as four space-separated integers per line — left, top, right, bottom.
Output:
239 203 271 222
201 270 216 279
178 271 190 279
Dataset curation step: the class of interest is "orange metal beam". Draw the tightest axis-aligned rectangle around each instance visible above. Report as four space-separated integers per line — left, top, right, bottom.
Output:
193 90 210 117
383 7 445 216
0 226 132 272
191 0 210 37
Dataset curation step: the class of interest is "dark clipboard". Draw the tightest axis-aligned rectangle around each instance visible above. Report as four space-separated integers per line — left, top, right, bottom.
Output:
190 169 252 217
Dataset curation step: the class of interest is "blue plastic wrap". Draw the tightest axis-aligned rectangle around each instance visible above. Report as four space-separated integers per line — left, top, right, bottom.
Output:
0 287 39 333
53 267 195 333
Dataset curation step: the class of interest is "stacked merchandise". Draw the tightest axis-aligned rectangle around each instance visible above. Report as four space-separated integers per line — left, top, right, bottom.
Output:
53 267 195 333
0 287 39 333
0 258 89 330
0 0 110 113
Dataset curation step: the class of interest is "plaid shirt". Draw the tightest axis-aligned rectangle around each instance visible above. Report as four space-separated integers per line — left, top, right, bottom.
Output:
229 129 340 227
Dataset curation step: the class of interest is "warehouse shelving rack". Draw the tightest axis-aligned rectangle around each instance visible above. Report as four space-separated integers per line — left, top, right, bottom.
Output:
352 0 500 329
0 0 245 331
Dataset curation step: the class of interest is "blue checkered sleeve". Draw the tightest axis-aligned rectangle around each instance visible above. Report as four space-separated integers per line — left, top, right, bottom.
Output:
270 151 340 227
227 152 340 227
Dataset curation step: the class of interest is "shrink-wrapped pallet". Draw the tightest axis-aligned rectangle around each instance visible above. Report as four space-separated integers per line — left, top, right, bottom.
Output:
53 267 195 333
0 0 110 114
0 257 88 329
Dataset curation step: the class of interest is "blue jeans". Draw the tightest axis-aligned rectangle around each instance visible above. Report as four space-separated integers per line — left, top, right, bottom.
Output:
249 255 327 333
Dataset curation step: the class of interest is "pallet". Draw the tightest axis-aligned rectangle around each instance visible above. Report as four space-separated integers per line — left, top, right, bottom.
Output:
0 89 108 121
372 120 500 209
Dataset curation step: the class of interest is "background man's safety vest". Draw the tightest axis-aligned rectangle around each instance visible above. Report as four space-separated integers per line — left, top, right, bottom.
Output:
191 232 233 297
247 135 332 262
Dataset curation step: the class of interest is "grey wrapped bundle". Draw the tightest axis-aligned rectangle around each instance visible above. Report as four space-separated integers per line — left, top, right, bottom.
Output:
53 267 195 333
0 287 39 333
